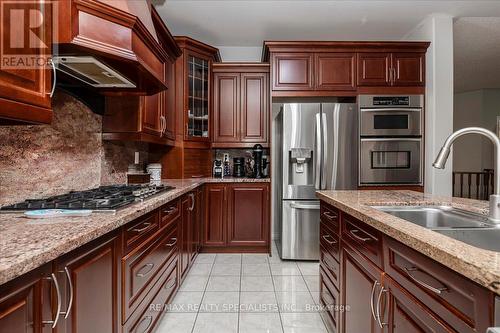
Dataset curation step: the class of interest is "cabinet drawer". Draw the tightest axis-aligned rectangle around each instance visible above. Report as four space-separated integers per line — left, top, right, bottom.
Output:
160 199 181 228
124 211 160 254
124 261 178 333
341 214 383 268
320 244 340 289
122 224 178 322
320 204 339 234
320 266 340 331
320 221 339 261
384 237 493 333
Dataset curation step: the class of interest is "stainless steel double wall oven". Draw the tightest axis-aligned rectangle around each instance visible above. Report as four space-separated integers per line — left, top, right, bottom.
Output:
359 95 424 186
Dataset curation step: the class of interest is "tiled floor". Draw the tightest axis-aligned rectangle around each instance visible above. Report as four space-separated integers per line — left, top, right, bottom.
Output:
154 242 328 333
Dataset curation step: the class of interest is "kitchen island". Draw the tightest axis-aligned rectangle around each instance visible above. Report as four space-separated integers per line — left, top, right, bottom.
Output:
316 189 497 333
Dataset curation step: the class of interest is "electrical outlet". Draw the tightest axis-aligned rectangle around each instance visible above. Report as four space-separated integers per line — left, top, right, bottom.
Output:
223 153 229 162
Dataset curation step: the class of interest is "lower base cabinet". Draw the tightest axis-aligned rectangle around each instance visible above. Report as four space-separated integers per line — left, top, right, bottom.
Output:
319 201 494 333
203 183 270 252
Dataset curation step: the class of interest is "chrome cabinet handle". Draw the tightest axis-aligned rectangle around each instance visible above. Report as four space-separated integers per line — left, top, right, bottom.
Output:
323 258 337 274
165 237 177 247
376 286 388 328
349 229 371 242
163 206 177 215
59 267 73 319
323 211 337 219
48 59 56 97
392 67 397 83
137 315 153 333
370 281 379 322
189 193 195 211
43 273 62 328
322 234 337 245
136 263 155 277
164 277 177 290
133 222 152 233
404 267 448 295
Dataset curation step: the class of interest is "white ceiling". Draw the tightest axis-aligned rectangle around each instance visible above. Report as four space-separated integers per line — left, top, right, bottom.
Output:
154 0 500 48
454 17 500 93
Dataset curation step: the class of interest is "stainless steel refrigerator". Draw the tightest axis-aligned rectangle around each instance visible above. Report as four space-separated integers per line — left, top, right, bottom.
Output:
273 102 358 260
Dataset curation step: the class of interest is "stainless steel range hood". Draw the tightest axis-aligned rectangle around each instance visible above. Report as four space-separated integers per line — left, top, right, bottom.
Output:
53 56 136 89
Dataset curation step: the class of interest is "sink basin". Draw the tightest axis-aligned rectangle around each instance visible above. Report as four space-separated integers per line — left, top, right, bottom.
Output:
372 206 491 229
433 228 500 252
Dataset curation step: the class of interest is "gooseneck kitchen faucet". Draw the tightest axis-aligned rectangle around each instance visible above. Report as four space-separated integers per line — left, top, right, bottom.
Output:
433 127 500 223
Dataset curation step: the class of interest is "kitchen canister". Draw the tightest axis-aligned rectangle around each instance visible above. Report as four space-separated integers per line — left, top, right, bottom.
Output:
146 163 162 186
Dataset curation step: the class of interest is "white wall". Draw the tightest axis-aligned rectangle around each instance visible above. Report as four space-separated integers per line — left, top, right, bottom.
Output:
404 15 454 196
453 89 500 171
216 46 262 62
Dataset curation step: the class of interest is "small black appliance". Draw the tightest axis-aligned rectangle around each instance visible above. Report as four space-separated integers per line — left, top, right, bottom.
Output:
213 159 223 178
252 144 264 178
233 157 245 177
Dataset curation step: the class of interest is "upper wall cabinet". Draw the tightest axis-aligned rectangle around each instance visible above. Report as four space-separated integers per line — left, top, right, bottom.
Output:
212 64 269 148
173 37 221 143
0 0 53 124
357 52 425 87
263 41 430 96
55 0 172 95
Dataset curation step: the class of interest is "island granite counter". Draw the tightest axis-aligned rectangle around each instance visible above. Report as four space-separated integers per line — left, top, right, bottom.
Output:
315 190 500 295
0 177 270 285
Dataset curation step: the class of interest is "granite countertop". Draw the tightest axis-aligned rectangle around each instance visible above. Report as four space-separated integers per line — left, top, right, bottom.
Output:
316 190 500 295
0 177 269 285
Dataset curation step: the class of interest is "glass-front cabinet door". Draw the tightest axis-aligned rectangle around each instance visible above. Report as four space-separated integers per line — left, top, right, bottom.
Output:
186 54 210 140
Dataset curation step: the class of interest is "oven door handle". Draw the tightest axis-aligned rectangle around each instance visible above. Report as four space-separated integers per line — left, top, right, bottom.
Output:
360 138 422 142
360 108 422 112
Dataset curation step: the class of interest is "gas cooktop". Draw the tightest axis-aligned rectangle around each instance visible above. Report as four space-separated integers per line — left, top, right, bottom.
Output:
0 184 175 213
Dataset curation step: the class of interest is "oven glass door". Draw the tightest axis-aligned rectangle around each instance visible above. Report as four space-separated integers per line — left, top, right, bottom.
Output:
360 108 421 136
360 138 422 185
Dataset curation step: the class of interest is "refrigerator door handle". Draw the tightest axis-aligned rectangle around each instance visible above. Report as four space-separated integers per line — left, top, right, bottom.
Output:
290 203 320 210
321 112 328 189
315 113 322 189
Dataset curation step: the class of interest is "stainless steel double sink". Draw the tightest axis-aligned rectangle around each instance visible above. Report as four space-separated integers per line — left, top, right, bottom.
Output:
372 205 500 252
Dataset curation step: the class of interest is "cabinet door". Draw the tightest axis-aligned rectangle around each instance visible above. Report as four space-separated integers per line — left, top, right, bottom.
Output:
185 52 210 141
142 93 162 137
272 53 314 91
54 233 121 333
392 53 425 86
203 184 227 247
357 53 391 86
180 195 192 278
227 184 269 247
213 72 240 143
241 73 268 143
315 53 356 91
385 278 455 333
191 189 203 260
0 0 52 124
164 60 176 140
0 265 51 333
341 244 383 333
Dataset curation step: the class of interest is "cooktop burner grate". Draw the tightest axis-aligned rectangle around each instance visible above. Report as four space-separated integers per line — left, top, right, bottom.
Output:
0 184 175 213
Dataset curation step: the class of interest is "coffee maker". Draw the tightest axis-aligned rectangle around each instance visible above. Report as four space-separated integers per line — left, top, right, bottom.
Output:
213 159 223 178
252 144 264 178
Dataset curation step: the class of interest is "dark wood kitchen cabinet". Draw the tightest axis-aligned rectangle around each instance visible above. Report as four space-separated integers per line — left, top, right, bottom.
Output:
262 41 429 96
341 244 383 333
0 264 51 333
0 0 53 125
178 190 203 279
212 64 269 147
227 183 269 246
319 201 495 333
315 53 356 91
357 52 425 87
203 183 270 252
53 232 121 333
